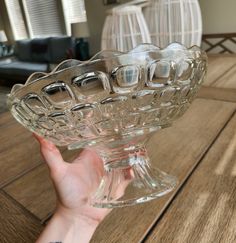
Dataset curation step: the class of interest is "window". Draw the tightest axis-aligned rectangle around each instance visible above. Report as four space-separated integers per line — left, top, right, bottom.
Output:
5 0 87 40
5 0 28 40
22 0 64 37
62 0 87 35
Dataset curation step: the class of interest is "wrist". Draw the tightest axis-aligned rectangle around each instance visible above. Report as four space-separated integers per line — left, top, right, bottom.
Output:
55 205 100 229
37 206 98 243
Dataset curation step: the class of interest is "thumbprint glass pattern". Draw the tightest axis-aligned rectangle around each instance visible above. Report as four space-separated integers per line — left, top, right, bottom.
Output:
8 43 207 208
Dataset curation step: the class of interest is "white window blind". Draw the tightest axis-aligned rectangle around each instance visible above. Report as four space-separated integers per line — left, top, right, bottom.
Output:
62 0 87 35
5 0 87 39
22 0 64 37
5 0 28 40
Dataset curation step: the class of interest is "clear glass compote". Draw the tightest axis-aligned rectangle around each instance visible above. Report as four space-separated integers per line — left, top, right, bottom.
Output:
7 43 207 208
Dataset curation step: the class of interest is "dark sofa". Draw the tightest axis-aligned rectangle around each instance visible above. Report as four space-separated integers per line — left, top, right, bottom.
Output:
0 36 75 83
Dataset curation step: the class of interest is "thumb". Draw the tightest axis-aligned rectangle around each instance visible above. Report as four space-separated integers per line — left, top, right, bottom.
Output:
33 133 65 172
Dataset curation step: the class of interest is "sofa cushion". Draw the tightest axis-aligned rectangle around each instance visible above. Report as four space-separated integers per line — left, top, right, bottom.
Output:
31 38 50 62
15 40 32 61
0 61 48 77
48 36 75 63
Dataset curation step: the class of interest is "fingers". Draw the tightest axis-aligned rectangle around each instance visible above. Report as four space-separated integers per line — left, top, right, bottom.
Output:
33 133 65 171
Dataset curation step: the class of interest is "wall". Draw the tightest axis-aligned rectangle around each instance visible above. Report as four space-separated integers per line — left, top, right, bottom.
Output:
199 0 236 53
85 0 130 55
199 0 236 34
0 13 4 30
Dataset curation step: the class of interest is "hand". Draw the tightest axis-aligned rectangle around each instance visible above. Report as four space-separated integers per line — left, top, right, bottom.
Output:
34 134 110 243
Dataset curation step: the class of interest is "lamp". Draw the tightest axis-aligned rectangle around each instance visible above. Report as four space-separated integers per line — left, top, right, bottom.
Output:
101 5 151 52
71 22 90 61
143 0 202 47
0 30 8 57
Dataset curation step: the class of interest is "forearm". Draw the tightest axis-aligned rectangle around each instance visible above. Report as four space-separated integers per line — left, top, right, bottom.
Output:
36 208 98 243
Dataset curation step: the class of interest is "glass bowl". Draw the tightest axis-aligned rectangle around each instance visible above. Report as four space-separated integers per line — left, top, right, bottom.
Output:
7 43 207 208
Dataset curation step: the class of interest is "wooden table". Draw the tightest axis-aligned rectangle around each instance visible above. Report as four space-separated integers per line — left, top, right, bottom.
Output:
1 55 236 242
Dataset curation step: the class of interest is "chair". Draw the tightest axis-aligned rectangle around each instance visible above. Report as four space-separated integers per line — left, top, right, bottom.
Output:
202 33 236 54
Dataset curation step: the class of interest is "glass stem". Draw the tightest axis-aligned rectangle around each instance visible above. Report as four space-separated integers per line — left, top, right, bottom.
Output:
91 144 177 208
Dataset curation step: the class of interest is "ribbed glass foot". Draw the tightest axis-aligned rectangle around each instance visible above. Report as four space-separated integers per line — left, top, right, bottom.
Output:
91 147 177 208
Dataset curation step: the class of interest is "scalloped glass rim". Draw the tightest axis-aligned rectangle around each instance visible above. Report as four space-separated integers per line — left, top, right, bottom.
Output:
8 42 206 96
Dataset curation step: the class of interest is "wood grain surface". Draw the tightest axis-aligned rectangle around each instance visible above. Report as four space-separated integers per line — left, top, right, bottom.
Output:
213 64 236 89
0 190 42 243
146 112 236 243
4 164 56 221
0 112 78 188
90 98 236 243
0 111 14 126
0 121 43 187
3 146 81 221
204 55 236 86
198 86 236 103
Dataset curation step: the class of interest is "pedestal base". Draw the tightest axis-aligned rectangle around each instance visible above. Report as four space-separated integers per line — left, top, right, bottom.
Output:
91 149 177 208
